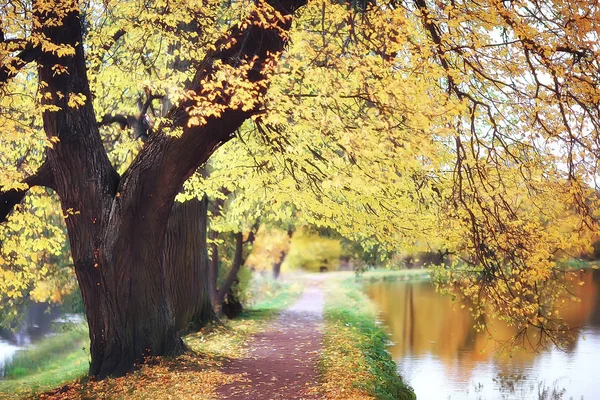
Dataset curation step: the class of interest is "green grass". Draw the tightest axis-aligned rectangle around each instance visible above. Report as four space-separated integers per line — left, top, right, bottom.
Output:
561 259 600 270
241 275 304 319
358 268 430 282
0 326 89 398
320 276 415 400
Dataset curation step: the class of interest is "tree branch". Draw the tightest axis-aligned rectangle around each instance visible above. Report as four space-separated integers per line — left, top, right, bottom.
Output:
0 43 41 85
99 113 151 141
99 114 131 129
208 229 220 310
99 92 163 141
86 28 126 75
140 93 164 116
116 0 307 220
104 29 126 52
245 220 261 244
0 162 55 223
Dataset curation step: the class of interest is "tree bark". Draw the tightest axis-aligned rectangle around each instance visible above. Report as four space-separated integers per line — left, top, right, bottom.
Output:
272 251 285 279
208 238 222 317
218 232 244 305
0 0 307 379
164 196 213 332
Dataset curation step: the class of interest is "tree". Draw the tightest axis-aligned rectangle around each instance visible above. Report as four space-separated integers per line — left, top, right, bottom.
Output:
0 0 306 378
251 0 600 349
205 188 259 317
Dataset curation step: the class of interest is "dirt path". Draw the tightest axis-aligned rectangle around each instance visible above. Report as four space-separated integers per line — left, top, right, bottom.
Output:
217 285 324 400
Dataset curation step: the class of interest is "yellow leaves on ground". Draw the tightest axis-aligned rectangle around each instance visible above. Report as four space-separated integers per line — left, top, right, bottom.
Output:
185 319 264 360
32 281 300 399
32 322 257 399
321 321 373 400
38 354 241 400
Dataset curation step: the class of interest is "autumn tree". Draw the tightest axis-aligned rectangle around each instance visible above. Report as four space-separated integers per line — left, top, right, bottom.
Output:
204 0 600 347
0 0 306 377
2 0 600 379
407 0 600 348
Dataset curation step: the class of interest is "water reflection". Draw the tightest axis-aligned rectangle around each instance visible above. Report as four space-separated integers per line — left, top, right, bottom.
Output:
367 269 600 399
0 341 19 377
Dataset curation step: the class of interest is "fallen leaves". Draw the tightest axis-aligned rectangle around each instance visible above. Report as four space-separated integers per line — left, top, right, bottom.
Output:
37 354 242 400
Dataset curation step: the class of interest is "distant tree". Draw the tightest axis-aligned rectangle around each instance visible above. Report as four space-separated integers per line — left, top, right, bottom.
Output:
205 188 259 317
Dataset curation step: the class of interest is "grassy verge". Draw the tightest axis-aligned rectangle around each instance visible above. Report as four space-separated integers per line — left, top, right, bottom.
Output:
319 276 415 400
2 277 302 399
0 325 89 398
561 259 600 270
359 268 430 282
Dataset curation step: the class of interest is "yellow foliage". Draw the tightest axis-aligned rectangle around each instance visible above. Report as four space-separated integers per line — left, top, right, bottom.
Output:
283 231 341 272
0 189 74 307
245 227 291 272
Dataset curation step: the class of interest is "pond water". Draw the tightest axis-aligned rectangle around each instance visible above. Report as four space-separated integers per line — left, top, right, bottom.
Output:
0 303 83 377
366 269 600 400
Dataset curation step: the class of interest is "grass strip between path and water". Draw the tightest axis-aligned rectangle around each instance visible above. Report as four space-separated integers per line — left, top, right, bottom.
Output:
319 275 416 400
0 277 303 399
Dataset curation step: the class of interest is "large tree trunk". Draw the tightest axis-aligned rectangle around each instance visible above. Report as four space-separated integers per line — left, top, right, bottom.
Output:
91 118 244 378
8 0 306 379
38 10 187 370
35 3 167 379
164 196 213 332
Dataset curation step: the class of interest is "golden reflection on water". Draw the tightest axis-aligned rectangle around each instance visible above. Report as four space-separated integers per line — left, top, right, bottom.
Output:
367 269 600 394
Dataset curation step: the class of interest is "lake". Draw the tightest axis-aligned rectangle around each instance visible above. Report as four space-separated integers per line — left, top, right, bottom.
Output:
0 303 83 377
366 269 600 400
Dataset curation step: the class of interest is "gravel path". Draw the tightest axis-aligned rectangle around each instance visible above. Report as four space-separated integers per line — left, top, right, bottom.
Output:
217 285 324 400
